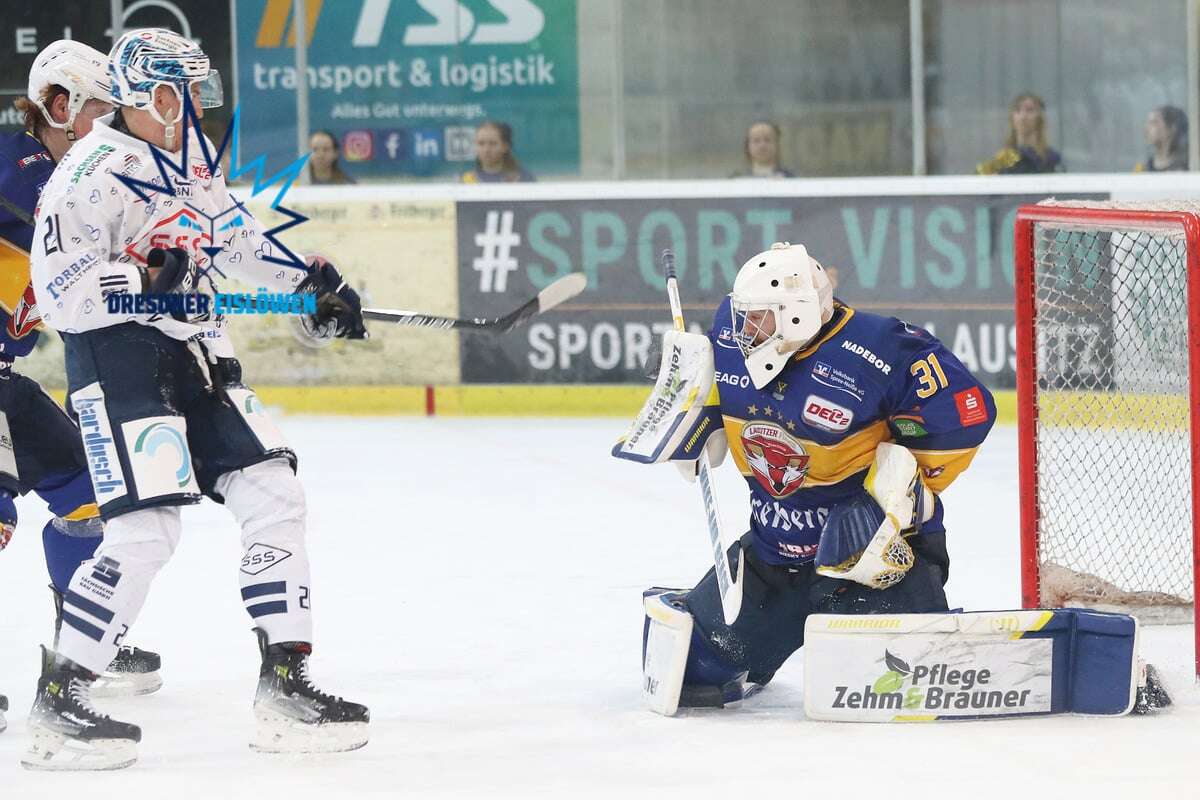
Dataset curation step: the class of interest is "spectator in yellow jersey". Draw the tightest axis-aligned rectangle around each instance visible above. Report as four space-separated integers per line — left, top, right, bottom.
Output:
461 121 535 183
1134 106 1188 172
977 93 1063 175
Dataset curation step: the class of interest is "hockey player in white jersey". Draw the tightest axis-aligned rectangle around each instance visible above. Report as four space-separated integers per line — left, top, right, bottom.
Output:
0 44 166 735
25 29 368 770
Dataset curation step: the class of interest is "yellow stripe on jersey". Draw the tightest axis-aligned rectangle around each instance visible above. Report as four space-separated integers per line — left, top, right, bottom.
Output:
0 236 33 314
723 416 890 487
792 306 855 363
63 503 100 521
909 446 983 493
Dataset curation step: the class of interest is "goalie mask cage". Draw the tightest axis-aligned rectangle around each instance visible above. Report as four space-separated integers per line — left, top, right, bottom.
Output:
1015 200 1200 679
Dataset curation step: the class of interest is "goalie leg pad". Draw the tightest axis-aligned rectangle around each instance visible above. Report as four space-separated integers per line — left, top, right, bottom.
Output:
803 608 1140 721
642 590 747 715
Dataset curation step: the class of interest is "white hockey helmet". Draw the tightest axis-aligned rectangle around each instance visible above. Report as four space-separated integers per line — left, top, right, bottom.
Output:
108 28 223 125
27 40 113 140
730 242 834 389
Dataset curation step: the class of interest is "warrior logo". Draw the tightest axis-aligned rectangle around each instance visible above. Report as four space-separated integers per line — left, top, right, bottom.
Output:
741 421 810 497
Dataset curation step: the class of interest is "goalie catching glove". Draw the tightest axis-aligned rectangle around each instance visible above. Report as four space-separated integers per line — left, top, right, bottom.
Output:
815 442 935 589
612 329 727 480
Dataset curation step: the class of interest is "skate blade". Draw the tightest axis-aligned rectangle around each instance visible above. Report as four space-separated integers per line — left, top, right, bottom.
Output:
89 670 164 699
0 712 7 735
21 727 137 771
251 713 368 754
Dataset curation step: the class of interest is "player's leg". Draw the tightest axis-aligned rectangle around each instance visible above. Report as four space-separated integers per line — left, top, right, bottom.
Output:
4 372 164 696
643 532 813 712
23 326 200 771
189 360 368 752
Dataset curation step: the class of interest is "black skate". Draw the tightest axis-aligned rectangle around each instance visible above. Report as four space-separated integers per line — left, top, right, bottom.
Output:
251 629 369 753
22 648 141 771
52 587 163 698
92 645 164 698
1 692 8 734
1132 662 1172 714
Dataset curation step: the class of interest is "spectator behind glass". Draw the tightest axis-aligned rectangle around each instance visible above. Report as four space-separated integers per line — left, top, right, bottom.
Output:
977 93 1063 175
731 121 795 178
1135 105 1188 172
461 121 535 183
308 130 355 185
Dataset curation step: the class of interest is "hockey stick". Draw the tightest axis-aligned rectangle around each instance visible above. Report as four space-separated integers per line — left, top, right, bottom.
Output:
662 251 744 625
361 272 586 333
0 190 35 228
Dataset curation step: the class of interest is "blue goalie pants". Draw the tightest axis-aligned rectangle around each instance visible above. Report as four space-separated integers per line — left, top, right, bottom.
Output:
55 323 312 673
684 531 951 684
0 368 103 592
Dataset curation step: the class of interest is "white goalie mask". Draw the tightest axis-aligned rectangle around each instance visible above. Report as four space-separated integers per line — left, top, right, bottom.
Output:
730 242 834 389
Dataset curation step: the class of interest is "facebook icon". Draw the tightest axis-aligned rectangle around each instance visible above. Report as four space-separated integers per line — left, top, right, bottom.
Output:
379 129 409 162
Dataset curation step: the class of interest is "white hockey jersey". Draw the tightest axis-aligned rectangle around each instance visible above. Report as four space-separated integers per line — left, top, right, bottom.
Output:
30 114 305 358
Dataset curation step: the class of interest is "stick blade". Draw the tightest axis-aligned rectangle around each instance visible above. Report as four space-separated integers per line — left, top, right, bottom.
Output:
536 272 587 313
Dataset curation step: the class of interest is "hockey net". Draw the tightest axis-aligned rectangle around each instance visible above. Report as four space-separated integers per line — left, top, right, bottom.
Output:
1014 199 1200 677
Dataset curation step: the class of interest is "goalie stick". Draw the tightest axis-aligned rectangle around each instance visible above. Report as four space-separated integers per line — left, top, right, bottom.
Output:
662 250 743 624
362 272 586 333
0 190 35 227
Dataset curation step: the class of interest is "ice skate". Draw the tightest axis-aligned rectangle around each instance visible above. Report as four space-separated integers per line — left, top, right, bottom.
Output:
0 692 8 734
21 648 141 771
1132 662 1172 715
52 588 163 698
91 645 164 698
250 629 369 754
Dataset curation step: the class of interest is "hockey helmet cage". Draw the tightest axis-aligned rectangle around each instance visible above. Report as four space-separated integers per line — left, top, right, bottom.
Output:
729 242 833 389
109 28 222 121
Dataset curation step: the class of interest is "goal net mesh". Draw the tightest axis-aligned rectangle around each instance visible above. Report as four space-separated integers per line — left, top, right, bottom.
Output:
1029 200 1195 623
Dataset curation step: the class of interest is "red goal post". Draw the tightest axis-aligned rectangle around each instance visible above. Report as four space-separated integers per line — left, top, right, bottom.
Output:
1014 200 1200 679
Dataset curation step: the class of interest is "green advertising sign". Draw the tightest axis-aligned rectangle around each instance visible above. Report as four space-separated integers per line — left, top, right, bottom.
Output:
235 0 578 179
454 193 1104 388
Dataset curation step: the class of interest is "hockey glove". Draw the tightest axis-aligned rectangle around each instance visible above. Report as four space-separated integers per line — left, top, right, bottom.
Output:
295 256 368 342
146 247 213 324
613 329 727 480
0 489 16 551
815 442 934 589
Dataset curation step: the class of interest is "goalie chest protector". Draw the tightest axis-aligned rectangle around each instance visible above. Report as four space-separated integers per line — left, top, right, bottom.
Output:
708 299 993 566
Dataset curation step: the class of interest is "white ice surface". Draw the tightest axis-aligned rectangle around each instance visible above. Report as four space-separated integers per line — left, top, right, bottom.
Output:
0 419 1194 799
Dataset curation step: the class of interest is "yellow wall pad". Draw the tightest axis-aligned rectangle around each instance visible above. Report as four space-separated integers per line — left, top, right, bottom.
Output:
46 386 1020 421
1032 390 1188 431
255 386 430 415
432 385 648 417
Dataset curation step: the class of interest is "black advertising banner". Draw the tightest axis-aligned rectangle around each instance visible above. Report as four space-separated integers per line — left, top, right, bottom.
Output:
1 2 233 131
456 193 1104 388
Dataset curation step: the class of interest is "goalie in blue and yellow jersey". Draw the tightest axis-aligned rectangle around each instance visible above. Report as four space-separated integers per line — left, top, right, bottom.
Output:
637 241 996 711
0 42 162 731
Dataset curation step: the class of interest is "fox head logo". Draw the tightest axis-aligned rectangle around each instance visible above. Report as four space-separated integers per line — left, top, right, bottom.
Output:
741 421 809 498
